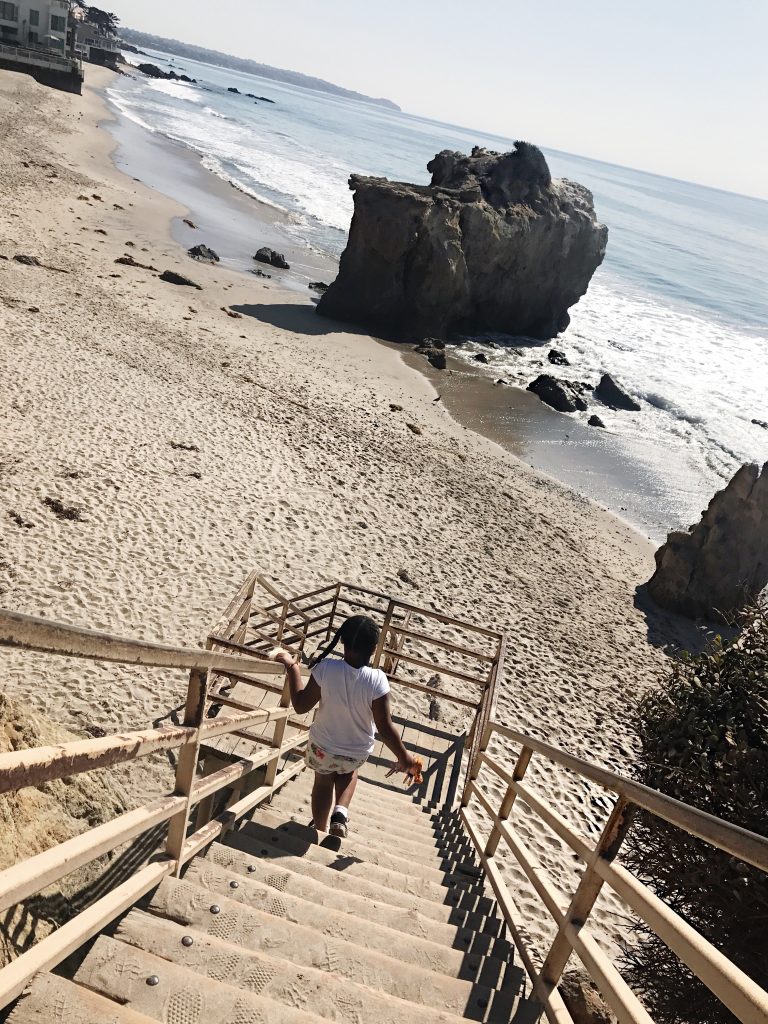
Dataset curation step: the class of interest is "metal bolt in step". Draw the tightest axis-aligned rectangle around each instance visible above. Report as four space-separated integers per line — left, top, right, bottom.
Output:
247 865 256 872
209 904 221 914
181 936 194 947
146 976 159 987
229 880 240 888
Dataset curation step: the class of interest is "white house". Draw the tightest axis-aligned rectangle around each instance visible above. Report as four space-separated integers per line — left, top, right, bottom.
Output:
0 0 69 51
72 18 120 65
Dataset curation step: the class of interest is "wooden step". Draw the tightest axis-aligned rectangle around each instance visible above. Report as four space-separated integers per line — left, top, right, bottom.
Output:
286 777 434 819
184 858 511 987
203 843 512 957
238 818 487 899
267 795 470 854
7 972 158 1024
251 808 482 878
229 822 494 915
116 909 471 1024
209 842 508 938
147 877 517 1020
76 935 328 1024
229 821 492 912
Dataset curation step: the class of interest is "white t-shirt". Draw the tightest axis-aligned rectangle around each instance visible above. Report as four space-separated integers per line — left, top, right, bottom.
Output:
309 656 390 759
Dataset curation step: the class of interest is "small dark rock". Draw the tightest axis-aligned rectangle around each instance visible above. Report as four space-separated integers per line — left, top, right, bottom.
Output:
494 378 510 386
414 343 446 370
389 404 403 412
227 87 240 94
160 270 202 290
588 414 606 428
13 254 42 266
115 254 157 271
527 374 587 413
548 349 570 366
43 496 85 522
169 441 200 452
308 281 329 293
188 244 219 262
254 247 289 270
222 307 242 318
595 373 640 412
183 219 197 229
397 568 417 585
751 418 768 430
473 352 489 364
27 306 40 313
9 511 34 529
405 423 422 435
251 268 272 279
256 96 275 103
137 63 184 82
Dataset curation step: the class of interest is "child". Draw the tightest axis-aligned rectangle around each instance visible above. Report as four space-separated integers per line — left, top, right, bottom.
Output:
274 615 417 838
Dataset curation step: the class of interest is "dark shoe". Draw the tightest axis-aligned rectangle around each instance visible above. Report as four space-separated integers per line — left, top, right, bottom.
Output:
329 812 348 839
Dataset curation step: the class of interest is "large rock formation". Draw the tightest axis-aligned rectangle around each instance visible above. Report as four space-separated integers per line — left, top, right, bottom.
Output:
317 143 607 340
648 463 768 620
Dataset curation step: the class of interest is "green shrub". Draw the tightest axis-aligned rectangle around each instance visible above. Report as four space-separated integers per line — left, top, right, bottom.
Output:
622 605 768 1024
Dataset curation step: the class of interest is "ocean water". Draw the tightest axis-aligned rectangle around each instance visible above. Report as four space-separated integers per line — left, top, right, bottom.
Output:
107 51 768 535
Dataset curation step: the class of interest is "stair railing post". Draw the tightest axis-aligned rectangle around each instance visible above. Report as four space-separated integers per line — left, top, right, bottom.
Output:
265 664 292 793
461 720 493 807
166 667 210 875
485 744 533 856
325 583 341 642
373 600 395 670
537 795 636 995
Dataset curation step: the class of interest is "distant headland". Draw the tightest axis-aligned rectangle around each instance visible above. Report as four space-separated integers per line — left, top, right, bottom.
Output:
120 28 402 111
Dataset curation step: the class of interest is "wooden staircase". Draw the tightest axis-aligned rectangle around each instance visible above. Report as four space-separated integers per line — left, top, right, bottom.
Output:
2 578 767 1024
9 771 537 1024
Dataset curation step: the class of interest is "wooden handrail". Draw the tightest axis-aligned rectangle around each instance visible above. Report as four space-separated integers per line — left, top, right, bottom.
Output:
485 723 768 872
0 725 194 794
463 729 768 1024
0 610 283 676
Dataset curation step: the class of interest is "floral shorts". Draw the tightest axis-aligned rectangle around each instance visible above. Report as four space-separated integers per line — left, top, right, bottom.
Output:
306 741 367 775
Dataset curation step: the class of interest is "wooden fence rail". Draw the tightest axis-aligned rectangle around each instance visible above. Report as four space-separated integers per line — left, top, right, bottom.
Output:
0 608 308 1012
461 722 768 1024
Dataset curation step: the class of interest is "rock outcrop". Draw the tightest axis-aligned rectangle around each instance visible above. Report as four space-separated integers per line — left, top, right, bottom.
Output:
414 340 446 370
317 143 607 339
188 244 219 263
595 373 640 412
648 463 768 620
254 247 289 270
528 375 587 413
137 63 196 84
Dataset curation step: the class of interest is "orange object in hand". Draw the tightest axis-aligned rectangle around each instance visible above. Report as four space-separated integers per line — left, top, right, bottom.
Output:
405 756 424 785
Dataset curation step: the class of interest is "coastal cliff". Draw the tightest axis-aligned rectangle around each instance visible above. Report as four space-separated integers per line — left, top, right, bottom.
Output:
317 143 607 340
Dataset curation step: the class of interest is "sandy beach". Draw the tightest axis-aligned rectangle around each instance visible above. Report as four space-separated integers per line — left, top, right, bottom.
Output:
0 65 705 957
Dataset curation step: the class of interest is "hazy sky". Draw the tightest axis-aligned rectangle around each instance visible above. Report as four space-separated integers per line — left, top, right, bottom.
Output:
113 0 768 199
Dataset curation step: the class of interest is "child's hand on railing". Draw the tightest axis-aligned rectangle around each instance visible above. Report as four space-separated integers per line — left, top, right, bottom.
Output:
268 647 296 667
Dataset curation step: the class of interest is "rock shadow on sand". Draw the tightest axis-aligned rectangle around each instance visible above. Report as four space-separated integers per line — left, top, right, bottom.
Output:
633 583 734 657
230 303 361 338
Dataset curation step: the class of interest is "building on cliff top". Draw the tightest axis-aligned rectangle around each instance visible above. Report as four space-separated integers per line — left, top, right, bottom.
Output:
0 0 82 92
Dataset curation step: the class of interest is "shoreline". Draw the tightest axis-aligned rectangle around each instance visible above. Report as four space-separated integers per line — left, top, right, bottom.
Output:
102 69 672 544
1 63 698 958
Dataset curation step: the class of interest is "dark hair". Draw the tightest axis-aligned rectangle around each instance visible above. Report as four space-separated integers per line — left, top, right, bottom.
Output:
309 615 380 668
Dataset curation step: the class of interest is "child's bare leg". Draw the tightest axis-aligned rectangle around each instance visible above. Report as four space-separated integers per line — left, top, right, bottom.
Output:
311 771 335 832
333 770 357 811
